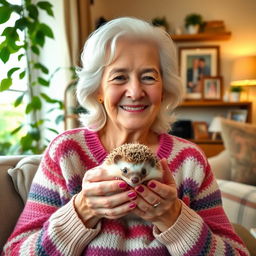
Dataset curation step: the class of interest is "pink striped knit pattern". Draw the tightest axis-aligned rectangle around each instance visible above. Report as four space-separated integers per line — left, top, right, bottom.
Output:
3 128 249 255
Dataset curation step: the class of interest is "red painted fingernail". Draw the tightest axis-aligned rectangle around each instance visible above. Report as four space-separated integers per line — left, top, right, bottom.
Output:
128 191 137 199
129 202 137 208
119 182 127 189
136 186 144 193
149 182 156 188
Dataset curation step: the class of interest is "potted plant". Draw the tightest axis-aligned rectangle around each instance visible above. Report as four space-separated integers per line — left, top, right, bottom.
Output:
185 13 203 34
0 1 66 154
229 86 243 102
152 17 169 32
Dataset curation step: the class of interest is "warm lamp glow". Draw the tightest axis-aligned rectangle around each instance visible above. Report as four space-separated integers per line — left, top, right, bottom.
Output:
231 56 256 87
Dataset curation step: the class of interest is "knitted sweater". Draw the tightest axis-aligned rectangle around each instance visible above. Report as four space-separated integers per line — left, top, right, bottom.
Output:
3 128 249 256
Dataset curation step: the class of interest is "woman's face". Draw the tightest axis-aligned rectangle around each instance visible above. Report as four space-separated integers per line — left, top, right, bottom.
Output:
99 38 163 133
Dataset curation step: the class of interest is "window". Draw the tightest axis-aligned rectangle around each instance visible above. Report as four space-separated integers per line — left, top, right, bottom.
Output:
0 0 27 154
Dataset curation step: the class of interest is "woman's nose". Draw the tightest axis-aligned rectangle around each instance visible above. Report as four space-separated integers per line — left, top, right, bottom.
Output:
126 78 145 100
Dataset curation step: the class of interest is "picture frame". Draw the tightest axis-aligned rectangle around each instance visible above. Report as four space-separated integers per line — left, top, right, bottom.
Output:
192 121 209 140
179 46 220 100
227 109 248 122
202 76 223 100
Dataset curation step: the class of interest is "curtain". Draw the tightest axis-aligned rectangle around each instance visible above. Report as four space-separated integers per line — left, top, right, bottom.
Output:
63 0 92 66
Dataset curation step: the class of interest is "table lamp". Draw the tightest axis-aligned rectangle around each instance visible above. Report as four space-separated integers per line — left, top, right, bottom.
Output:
230 56 256 100
209 116 222 140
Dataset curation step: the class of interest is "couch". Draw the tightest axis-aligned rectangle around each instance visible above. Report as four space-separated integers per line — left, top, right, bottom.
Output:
0 153 256 255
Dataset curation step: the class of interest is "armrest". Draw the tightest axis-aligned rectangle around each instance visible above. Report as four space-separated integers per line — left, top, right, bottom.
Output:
208 150 231 180
217 179 256 230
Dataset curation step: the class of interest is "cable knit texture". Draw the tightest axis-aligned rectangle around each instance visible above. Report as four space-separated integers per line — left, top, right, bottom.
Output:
3 128 249 255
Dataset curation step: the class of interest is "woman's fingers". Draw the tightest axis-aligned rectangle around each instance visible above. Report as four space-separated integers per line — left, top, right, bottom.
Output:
160 158 176 186
86 190 137 209
82 179 128 196
83 166 119 182
99 201 137 219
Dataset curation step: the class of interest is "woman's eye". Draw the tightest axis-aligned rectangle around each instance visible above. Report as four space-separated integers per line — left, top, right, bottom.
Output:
113 75 127 81
142 76 156 81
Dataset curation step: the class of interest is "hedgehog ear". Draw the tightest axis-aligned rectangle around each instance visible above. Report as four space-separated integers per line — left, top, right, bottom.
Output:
148 158 156 167
113 154 122 164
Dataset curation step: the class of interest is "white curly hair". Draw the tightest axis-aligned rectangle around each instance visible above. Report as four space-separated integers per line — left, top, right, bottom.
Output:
76 17 184 133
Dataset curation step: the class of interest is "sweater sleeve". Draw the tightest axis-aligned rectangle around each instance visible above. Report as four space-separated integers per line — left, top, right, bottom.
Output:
3 146 101 255
153 159 250 256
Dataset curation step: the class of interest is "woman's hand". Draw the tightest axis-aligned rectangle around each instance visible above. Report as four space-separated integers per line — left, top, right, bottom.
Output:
132 158 181 232
74 166 137 228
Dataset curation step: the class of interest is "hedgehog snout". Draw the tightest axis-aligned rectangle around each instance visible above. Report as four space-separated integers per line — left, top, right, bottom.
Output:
131 176 140 185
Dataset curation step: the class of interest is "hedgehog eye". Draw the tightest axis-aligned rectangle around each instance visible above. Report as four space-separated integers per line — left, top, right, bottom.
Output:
141 168 147 176
122 167 128 174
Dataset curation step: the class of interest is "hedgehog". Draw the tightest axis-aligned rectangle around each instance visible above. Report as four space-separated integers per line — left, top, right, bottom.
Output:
103 143 163 187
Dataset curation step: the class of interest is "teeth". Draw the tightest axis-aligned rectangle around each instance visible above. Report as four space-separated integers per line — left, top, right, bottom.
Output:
121 106 145 111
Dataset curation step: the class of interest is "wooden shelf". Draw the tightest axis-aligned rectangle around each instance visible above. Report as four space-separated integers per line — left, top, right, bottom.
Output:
179 101 252 123
170 32 232 42
180 101 251 107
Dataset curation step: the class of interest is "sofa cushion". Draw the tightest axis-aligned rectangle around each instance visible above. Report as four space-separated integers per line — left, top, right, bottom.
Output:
217 179 256 230
8 155 41 203
221 118 256 185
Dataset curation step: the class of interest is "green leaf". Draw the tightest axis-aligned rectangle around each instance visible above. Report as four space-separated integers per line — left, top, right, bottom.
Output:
35 30 45 47
1 27 19 41
27 4 39 20
15 17 30 31
0 78 12 91
29 128 40 140
18 53 24 60
7 67 20 78
34 63 49 74
0 6 12 24
25 96 42 113
31 45 40 55
11 124 23 135
25 103 33 114
20 134 33 150
31 96 42 109
55 114 64 125
31 119 44 128
38 77 49 86
37 1 54 17
14 93 25 107
40 93 60 104
39 23 54 39
19 70 26 79
11 4 23 14
47 127 59 134
0 46 10 63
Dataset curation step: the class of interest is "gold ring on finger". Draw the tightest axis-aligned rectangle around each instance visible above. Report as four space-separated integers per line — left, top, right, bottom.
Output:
153 202 161 208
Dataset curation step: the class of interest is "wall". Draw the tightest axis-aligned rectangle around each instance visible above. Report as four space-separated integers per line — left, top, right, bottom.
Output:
90 0 256 124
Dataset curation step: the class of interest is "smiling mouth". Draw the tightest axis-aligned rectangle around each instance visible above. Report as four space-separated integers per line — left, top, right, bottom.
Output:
119 105 148 112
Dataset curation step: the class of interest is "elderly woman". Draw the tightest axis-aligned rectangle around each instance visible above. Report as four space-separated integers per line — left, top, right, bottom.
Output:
3 17 248 256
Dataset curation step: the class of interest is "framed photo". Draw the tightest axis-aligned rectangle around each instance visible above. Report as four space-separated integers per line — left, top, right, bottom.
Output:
227 109 248 122
179 46 220 100
192 121 209 139
202 76 222 100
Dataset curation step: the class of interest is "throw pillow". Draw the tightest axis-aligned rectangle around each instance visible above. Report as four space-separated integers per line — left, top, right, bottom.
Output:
8 155 41 203
221 118 256 185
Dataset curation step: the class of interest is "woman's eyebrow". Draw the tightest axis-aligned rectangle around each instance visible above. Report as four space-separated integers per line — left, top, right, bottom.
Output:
141 68 159 74
109 68 128 76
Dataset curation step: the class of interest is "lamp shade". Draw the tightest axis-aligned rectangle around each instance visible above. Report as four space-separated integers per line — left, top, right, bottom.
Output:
209 116 222 133
230 56 256 87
